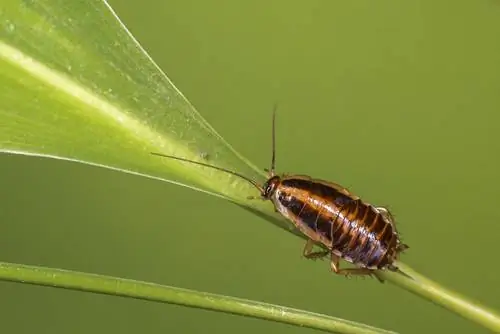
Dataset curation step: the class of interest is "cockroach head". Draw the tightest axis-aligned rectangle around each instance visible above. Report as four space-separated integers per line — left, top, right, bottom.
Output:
262 175 281 199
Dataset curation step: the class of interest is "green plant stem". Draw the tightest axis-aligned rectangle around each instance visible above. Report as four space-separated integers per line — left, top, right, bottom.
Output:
0 261 396 334
379 262 500 332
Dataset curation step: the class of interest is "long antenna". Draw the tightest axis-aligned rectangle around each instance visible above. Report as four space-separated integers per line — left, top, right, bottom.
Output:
151 152 263 193
271 104 277 176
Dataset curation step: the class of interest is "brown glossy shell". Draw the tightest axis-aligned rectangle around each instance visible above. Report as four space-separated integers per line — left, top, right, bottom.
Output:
271 175 404 269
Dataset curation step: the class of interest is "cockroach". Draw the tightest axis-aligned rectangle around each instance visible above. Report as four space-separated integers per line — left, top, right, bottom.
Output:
152 110 409 282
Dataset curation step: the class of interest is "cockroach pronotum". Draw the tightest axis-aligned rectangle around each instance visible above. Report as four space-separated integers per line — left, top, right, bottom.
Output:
152 110 409 282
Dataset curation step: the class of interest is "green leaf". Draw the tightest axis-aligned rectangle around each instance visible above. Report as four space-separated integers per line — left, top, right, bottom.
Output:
0 0 271 213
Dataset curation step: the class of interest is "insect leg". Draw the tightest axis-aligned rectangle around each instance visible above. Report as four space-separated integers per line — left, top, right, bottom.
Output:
303 239 329 259
330 253 384 283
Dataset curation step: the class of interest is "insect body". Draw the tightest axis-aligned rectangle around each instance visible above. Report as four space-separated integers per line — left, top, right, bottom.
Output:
262 175 408 280
152 110 409 282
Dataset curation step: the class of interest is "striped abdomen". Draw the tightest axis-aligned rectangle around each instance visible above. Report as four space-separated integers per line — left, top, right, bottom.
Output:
272 176 399 269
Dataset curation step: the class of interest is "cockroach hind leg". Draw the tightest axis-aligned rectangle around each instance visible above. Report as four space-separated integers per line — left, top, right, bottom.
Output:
330 253 384 283
302 239 329 260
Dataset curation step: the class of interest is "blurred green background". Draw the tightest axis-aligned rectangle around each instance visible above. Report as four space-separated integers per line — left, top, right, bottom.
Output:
1 0 500 333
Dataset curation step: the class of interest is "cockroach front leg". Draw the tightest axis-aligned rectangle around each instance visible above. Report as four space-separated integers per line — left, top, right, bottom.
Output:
330 253 384 283
302 239 329 260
